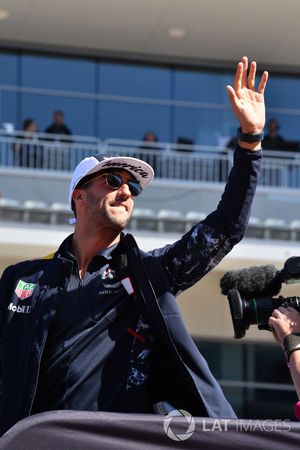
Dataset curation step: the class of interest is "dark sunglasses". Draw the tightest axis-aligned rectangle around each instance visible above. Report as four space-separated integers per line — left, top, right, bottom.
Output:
101 172 142 197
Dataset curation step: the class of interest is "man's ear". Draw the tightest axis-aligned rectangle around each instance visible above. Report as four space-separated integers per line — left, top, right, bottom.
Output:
72 188 85 208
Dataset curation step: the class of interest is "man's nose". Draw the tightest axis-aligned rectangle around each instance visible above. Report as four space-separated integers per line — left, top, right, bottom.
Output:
117 182 131 197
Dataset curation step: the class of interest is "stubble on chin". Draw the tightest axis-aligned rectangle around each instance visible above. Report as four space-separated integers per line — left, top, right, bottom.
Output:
102 206 131 230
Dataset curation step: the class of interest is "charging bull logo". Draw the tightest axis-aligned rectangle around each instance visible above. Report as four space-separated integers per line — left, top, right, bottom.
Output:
15 280 37 300
101 267 121 289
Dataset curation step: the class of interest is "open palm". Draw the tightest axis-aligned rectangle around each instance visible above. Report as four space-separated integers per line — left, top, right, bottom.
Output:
227 57 268 135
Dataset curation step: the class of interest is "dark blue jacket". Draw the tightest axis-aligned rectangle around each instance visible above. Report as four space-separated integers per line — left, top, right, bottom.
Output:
0 147 262 435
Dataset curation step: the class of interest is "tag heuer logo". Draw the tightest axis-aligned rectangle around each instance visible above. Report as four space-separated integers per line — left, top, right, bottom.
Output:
15 280 37 300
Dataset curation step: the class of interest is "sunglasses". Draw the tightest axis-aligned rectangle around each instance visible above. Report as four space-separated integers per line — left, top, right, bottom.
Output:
100 172 142 197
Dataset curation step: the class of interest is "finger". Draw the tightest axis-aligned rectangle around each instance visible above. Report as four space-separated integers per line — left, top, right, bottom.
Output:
226 85 240 112
286 306 298 313
226 84 236 101
241 56 248 88
278 306 289 314
277 307 289 317
268 316 276 326
272 308 283 318
233 62 243 93
257 71 269 94
247 61 256 90
272 308 280 316
268 318 280 339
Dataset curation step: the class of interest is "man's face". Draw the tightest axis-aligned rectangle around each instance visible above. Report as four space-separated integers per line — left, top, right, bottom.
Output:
54 112 64 125
26 121 37 133
77 169 137 231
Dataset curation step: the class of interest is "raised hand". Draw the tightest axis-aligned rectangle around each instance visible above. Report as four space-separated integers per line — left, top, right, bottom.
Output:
227 56 268 135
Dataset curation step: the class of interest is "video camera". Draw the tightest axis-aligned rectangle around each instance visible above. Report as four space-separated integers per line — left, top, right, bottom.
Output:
220 257 300 338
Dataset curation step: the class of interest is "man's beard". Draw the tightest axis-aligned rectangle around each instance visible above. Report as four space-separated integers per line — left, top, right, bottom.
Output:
101 207 129 230
86 191 132 231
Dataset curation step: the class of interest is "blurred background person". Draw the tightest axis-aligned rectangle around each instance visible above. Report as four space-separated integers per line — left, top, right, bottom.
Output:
140 131 159 150
262 118 285 150
13 118 40 168
45 110 72 141
139 131 160 173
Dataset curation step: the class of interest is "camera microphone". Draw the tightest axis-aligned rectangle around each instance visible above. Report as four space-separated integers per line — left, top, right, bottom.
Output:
221 257 300 338
220 264 282 299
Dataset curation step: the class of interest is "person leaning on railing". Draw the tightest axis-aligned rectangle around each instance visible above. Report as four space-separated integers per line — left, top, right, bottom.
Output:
12 118 43 169
269 307 300 419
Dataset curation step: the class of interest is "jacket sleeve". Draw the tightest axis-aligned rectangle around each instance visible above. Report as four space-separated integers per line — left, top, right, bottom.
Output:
0 265 14 399
150 146 262 296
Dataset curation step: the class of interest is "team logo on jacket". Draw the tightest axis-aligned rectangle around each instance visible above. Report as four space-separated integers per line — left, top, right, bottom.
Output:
101 267 121 289
102 268 115 280
15 280 37 300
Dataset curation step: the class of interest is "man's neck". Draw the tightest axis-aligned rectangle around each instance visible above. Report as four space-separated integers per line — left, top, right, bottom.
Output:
72 226 121 274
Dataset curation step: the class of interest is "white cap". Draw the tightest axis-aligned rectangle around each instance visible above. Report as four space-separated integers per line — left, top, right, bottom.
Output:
69 154 154 207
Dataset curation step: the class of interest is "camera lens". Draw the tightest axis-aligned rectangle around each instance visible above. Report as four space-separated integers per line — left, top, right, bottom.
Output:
227 291 300 338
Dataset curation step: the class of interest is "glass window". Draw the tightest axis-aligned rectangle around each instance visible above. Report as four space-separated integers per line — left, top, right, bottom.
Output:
99 62 171 99
264 75 300 142
196 339 296 419
0 52 18 128
98 63 172 142
174 70 232 104
20 94 96 136
21 54 96 92
266 75 300 109
19 54 97 135
173 108 236 146
265 113 300 143
173 70 235 146
98 101 171 142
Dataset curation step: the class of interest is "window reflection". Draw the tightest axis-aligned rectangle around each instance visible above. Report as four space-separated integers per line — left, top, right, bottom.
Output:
0 50 300 148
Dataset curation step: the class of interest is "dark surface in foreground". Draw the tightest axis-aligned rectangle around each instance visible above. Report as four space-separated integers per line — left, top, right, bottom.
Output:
0 411 299 450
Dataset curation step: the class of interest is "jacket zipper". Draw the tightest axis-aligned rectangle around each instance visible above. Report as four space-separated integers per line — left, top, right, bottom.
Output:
28 329 49 415
27 284 48 415
28 259 71 415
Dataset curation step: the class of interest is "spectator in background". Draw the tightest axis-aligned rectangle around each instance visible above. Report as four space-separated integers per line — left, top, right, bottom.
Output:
13 118 41 168
143 131 158 148
22 118 37 134
45 110 72 170
45 110 72 141
139 131 160 174
262 118 285 150
176 136 194 152
140 131 159 150
262 118 300 187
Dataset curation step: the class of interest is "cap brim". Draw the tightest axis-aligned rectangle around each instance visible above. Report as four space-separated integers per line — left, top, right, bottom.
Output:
84 155 154 189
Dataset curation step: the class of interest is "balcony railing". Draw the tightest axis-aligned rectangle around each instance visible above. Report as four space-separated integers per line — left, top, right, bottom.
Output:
1 131 300 188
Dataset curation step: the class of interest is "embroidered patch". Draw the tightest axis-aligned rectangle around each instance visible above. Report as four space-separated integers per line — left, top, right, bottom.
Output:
15 280 37 300
102 268 116 280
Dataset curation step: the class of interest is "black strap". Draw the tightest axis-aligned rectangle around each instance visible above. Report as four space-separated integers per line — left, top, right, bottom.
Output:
113 249 153 326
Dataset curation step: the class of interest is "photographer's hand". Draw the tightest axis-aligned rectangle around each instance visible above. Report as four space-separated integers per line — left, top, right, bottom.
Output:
227 56 268 151
269 307 300 403
268 306 300 347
